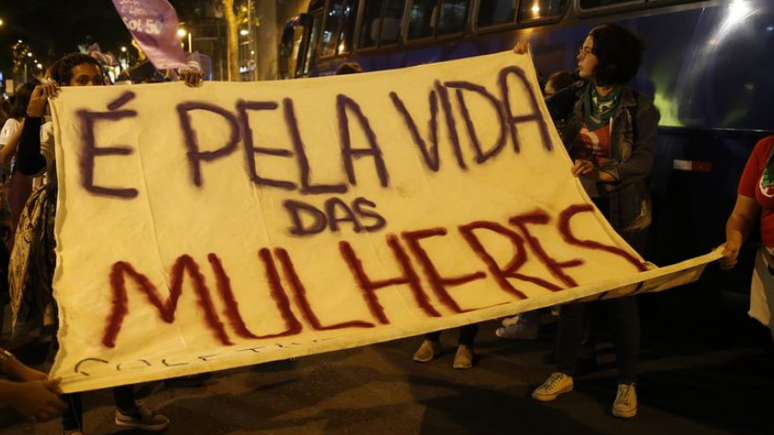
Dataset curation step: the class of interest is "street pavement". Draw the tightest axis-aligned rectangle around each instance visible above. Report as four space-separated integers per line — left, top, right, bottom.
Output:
1 289 772 435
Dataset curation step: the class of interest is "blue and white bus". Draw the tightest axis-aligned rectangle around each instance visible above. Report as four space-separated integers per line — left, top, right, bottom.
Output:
281 0 774 294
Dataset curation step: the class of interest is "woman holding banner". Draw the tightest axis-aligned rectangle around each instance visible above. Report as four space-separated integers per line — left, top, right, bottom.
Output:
720 136 774 346
516 23 659 419
15 52 200 435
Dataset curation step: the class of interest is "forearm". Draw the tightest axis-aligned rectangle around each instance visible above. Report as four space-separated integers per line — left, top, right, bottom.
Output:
16 117 46 176
725 213 754 246
0 125 23 167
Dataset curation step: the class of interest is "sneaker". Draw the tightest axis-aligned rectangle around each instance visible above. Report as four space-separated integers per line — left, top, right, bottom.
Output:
115 405 170 431
612 383 637 418
532 372 574 402
412 339 442 363
496 320 539 340
501 315 520 328
452 344 474 369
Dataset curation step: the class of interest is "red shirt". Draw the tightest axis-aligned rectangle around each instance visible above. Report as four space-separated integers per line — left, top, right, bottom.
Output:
738 136 774 247
571 122 612 166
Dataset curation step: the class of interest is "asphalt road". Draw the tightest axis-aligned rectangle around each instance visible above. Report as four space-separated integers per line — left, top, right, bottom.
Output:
1 289 772 435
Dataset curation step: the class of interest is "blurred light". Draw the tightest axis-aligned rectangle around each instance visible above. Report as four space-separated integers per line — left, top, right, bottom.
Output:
531 4 540 14
250 50 255 55
121 46 127 52
177 28 187 38
0 18 4 27
767 25 774 32
240 29 249 36
27 52 33 57
36 63 43 69
727 0 752 27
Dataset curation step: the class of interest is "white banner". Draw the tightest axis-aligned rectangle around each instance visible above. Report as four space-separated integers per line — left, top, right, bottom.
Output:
48 52 720 392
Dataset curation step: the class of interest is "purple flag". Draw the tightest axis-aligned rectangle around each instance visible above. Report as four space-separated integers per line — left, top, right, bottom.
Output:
111 0 188 70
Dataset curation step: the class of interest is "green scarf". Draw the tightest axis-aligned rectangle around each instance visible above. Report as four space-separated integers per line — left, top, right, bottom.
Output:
583 85 621 131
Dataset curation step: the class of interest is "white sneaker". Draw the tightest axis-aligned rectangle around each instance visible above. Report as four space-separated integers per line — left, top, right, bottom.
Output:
496 320 539 340
501 316 520 327
532 372 574 402
612 383 637 418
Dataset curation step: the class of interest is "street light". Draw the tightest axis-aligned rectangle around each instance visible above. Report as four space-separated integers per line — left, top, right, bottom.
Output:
177 27 192 53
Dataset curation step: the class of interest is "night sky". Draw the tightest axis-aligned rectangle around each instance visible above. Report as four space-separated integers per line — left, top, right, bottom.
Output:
0 0 188 80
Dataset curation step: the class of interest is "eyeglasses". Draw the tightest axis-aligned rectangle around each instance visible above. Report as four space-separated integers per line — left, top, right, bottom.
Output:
578 46 595 59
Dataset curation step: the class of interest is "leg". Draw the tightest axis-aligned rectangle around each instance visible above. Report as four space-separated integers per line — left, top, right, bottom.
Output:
556 302 588 377
458 324 478 347
603 296 640 384
112 385 137 411
61 393 83 431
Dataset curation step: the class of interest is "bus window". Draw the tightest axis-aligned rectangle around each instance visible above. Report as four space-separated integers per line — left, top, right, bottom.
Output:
301 11 323 76
477 0 516 28
579 0 642 9
358 0 405 48
321 0 358 57
518 0 568 22
409 0 470 40
409 0 439 39
437 0 470 35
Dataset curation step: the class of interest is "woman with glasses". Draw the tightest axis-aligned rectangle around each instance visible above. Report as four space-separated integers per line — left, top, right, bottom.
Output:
516 24 659 418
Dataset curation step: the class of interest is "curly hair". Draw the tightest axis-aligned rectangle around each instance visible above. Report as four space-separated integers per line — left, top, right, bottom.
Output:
50 53 102 85
588 24 644 86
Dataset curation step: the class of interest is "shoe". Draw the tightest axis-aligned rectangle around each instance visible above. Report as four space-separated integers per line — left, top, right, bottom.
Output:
115 405 170 431
452 344 474 369
412 339 442 363
501 316 520 327
532 372 574 402
612 383 637 418
496 320 539 340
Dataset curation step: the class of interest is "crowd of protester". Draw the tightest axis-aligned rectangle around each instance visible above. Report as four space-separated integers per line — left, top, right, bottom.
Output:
0 22 772 435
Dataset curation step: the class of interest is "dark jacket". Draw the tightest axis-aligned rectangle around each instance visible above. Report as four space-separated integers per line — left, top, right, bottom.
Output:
547 82 660 232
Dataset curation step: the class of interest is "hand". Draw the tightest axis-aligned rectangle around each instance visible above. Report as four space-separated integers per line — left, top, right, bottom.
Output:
179 68 203 88
571 159 597 177
26 82 59 118
10 379 67 422
14 365 48 383
719 241 740 270
571 159 615 182
513 41 530 55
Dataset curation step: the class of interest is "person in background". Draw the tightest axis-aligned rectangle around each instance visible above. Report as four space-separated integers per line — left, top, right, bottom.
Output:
1 80 40 247
16 52 200 435
720 135 774 347
516 23 659 419
0 345 66 423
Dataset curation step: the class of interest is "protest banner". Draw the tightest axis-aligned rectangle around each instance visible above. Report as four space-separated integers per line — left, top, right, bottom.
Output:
48 52 721 392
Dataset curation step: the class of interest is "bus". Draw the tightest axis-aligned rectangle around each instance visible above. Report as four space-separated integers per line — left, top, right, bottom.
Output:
280 0 774 295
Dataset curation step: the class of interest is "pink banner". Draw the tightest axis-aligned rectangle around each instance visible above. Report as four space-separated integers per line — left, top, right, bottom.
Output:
111 0 188 70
